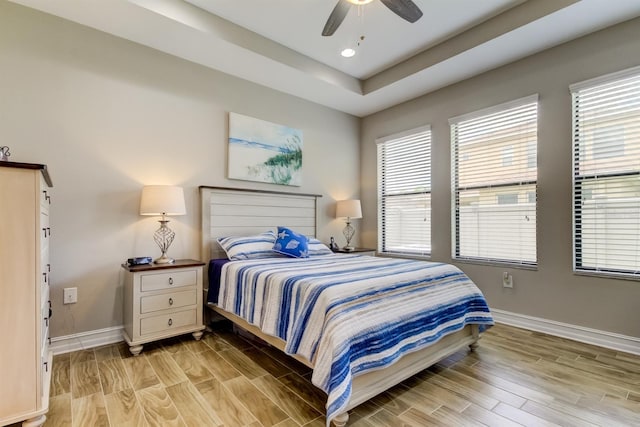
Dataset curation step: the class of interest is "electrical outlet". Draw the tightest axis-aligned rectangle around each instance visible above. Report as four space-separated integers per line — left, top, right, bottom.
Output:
63 287 77 304
502 272 513 288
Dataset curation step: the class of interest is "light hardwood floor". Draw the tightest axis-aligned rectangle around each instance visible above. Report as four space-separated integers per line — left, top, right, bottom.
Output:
40 323 640 427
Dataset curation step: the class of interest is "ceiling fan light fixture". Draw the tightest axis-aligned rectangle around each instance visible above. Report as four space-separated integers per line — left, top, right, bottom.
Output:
323 0 423 37
341 48 356 58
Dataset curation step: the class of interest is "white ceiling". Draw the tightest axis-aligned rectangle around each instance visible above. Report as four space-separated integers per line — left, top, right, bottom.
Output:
185 0 524 80
10 0 640 117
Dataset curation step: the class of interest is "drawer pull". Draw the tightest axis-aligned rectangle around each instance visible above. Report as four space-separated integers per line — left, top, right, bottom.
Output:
45 317 48 327
47 263 51 272
43 272 47 283
43 228 47 238
168 318 173 326
168 297 174 306
44 361 48 372
49 300 52 318
169 277 174 285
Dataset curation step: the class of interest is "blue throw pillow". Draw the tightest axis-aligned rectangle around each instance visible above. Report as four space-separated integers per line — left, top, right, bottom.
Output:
273 226 309 258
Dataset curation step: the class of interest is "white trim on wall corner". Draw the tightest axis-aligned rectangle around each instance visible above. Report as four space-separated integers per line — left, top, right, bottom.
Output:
491 309 640 356
50 325 124 355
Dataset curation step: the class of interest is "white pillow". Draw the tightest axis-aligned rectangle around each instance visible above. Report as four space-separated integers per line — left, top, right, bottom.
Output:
217 231 281 260
307 237 334 256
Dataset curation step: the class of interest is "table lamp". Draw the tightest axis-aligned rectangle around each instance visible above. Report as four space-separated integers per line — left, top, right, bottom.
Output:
140 185 186 264
336 199 362 251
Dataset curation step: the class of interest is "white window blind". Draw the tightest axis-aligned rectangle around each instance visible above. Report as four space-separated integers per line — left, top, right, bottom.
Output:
377 126 431 256
450 95 538 265
571 66 640 277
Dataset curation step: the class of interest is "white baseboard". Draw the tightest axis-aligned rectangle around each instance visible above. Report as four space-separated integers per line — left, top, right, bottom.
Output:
491 309 640 356
49 312 640 357
50 325 124 355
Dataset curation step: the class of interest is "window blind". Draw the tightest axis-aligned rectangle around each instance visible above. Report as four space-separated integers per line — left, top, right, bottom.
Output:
377 126 431 256
571 66 640 277
450 95 538 265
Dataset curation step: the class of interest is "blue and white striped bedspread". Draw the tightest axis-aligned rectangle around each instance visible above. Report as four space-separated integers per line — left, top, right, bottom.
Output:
217 254 493 424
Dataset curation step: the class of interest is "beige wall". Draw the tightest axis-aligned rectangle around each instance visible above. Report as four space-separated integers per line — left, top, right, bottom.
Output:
0 2 360 337
361 18 640 338
4 1 639 341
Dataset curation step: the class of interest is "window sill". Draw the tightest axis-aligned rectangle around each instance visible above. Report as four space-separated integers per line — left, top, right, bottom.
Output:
453 257 538 271
574 269 640 282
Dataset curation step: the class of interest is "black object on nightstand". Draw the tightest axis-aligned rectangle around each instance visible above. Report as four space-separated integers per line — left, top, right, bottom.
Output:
127 256 153 266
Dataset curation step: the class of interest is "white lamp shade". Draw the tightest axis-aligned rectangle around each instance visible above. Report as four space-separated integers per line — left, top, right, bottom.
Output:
140 185 186 216
336 199 362 219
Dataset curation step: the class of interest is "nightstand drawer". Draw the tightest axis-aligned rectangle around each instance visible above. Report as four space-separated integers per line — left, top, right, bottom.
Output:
140 308 196 336
140 270 197 292
140 289 197 314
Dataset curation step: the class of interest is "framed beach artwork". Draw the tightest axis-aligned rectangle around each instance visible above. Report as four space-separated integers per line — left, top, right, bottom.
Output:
228 113 303 186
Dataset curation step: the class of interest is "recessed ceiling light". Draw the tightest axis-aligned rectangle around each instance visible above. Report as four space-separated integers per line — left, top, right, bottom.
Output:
346 0 374 4
341 48 356 58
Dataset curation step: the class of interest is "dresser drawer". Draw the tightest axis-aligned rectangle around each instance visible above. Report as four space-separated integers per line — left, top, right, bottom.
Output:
40 212 51 247
41 296 50 353
41 285 49 314
40 253 50 290
140 289 197 314
40 189 51 212
140 308 196 336
40 311 47 347
140 270 197 292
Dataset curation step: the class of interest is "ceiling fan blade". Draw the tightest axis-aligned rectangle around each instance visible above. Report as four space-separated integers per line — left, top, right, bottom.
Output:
322 0 351 36
380 0 423 23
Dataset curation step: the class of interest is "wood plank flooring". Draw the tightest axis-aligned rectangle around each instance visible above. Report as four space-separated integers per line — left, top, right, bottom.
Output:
41 323 640 426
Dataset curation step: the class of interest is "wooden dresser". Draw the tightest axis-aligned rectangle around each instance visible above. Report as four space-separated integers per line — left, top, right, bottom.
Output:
0 161 53 427
121 259 205 355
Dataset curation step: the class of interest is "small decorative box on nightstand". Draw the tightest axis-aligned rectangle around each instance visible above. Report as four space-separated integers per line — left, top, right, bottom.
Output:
333 247 376 256
121 259 206 356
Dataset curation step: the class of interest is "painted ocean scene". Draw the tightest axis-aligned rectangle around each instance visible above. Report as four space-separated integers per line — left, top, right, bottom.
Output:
228 112 303 186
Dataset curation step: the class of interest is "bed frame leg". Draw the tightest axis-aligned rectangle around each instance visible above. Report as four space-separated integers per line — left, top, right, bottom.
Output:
333 412 349 427
469 324 480 351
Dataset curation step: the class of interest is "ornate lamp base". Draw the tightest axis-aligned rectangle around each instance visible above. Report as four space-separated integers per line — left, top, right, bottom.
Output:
342 220 355 251
154 254 175 264
153 217 176 264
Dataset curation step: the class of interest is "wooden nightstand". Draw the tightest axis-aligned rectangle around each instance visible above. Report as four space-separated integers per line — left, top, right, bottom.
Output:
121 259 206 356
333 247 376 256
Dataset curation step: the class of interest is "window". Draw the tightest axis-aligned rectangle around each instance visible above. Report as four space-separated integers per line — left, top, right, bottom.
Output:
592 125 625 159
571 66 640 277
501 146 514 166
497 193 518 205
377 126 431 256
527 142 536 168
451 95 538 265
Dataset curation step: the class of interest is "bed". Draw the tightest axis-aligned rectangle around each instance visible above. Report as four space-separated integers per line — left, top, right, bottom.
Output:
199 186 493 426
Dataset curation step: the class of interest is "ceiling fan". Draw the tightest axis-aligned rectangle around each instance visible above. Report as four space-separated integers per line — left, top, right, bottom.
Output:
322 0 423 36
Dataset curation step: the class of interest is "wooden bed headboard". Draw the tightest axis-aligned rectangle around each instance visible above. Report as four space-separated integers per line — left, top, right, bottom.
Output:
199 186 322 260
